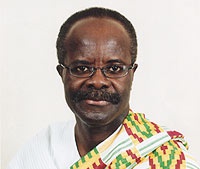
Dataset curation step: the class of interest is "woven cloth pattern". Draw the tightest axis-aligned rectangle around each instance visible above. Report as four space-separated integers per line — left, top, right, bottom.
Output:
70 110 199 169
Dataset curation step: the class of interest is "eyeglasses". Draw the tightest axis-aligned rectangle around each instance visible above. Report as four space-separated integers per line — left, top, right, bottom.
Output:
60 63 136 78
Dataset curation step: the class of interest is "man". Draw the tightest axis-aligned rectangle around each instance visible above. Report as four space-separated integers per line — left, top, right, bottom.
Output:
7 7 199 169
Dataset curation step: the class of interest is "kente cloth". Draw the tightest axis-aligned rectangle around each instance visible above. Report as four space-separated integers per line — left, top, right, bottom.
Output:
70 110 199 169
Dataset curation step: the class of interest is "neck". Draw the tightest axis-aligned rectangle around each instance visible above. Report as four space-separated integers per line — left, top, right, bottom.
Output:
75 111 128 157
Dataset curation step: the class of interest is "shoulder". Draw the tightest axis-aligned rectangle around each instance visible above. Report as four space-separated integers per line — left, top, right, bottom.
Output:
135 113 200 169
148 139 200 169
128 111 200 168
7 120 76 169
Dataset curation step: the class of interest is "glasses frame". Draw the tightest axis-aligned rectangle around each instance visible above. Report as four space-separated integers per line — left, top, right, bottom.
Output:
59 63 136 78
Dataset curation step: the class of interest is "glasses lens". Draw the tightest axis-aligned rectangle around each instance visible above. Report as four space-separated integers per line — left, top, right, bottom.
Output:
70 65 93 77
104 65 129 78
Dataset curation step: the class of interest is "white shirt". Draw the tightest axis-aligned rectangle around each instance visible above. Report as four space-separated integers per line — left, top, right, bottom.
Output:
7 120 80 169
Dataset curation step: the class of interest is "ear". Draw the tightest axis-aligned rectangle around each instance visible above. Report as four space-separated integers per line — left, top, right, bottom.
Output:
56 64 64 77
131 64 138 80
132 63 138 72
130 64 138 89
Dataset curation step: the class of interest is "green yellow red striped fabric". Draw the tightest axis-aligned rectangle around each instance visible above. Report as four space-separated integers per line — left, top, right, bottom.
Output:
70 110 199 169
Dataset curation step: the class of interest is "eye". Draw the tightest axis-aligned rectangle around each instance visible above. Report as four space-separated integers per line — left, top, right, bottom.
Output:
77 66 89 72
106 65 124 74
71 65 90 74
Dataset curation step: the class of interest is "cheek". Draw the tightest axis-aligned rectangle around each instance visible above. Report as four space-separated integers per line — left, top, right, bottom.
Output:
112 76 133 95
63 75 86 92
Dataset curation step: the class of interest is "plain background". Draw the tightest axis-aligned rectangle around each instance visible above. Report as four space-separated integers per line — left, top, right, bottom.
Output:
1 0 200 168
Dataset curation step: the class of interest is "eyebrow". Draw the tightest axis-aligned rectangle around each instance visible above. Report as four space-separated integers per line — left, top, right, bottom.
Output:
70 60 91 65
70 59 126 66
106 59 125 64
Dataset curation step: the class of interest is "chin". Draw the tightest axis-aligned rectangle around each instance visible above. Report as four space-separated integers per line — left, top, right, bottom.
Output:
79 111 111 126
71 100 127 127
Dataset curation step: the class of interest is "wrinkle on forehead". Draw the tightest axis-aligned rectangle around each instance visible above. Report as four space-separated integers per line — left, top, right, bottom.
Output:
66 38 126 60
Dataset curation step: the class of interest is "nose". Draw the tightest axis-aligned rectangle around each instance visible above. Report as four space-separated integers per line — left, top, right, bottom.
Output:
86 69 111 89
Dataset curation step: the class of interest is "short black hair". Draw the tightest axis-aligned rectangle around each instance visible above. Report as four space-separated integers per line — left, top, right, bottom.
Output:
56 7 137 64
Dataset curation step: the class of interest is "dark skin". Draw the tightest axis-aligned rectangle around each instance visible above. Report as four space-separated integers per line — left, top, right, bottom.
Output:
57 17 137 156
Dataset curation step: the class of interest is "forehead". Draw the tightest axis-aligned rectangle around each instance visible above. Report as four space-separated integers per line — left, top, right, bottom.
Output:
65 17 130 47
64 17 131 64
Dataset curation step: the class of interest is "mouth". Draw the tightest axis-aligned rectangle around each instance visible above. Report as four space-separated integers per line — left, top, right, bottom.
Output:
84 99 110 106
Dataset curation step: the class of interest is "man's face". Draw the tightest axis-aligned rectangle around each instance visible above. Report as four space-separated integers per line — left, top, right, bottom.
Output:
60 18 136 126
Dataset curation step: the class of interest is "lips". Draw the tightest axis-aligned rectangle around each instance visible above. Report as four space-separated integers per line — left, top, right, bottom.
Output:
84 99 110 106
